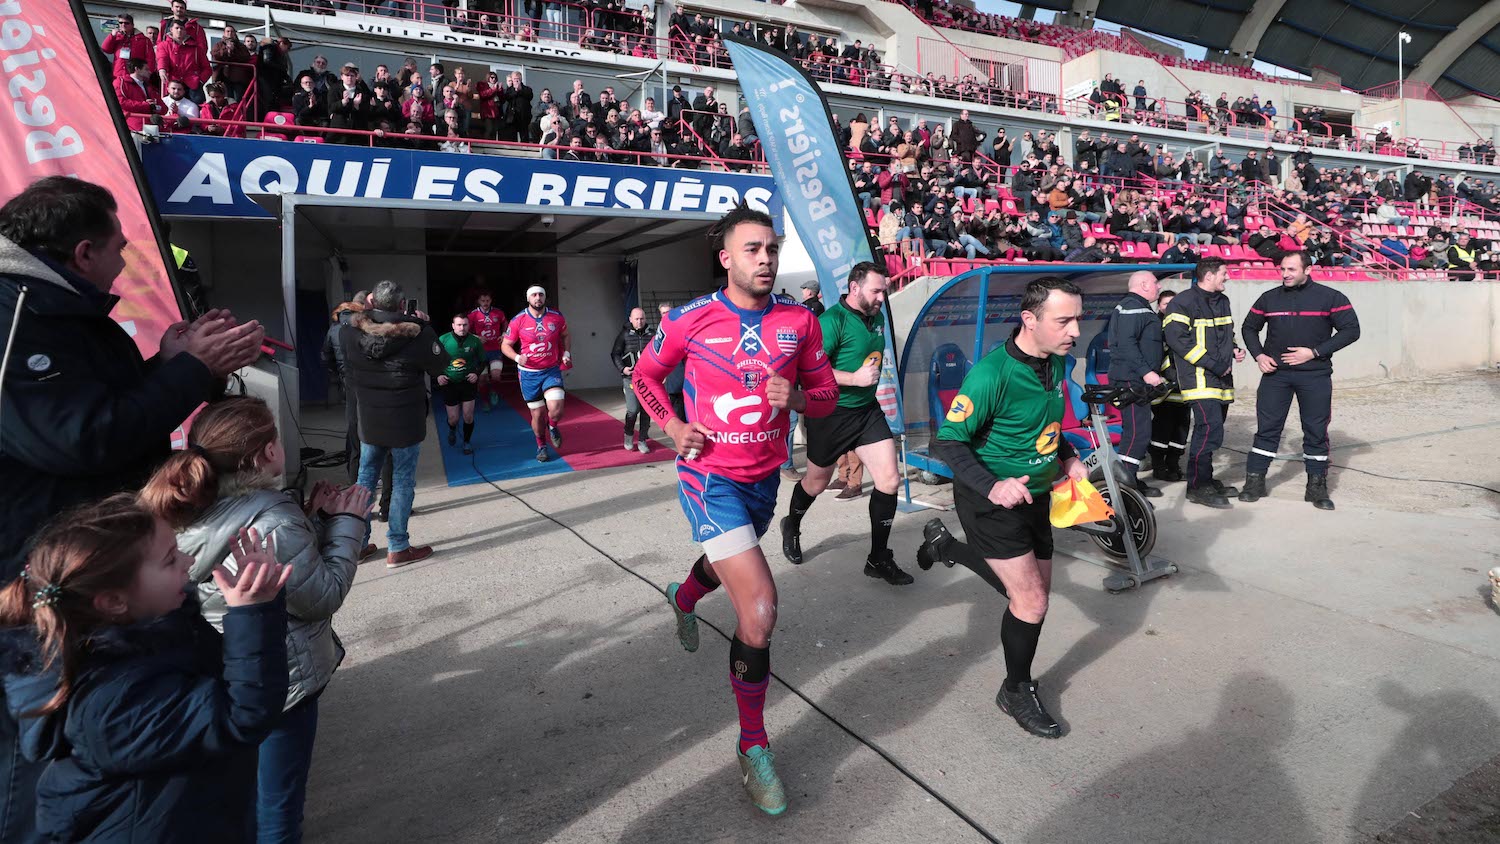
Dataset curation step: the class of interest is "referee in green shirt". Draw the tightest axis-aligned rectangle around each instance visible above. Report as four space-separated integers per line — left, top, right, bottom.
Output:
779 262 913 586
438 313 485 455
918 277 1088 738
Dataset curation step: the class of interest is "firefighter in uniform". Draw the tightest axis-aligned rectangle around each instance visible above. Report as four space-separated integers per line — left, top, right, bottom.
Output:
1162 257 1245 508
1106 271 1164 497
1238 251 1361 510
1148 288 1190 482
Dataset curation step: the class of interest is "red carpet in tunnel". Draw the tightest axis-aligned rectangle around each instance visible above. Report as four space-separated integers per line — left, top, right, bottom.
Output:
496 380 675 471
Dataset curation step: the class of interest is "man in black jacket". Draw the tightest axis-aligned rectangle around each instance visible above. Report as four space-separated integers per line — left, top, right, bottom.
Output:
611 307 653 453
341 280 446 569
0 176 263 580
501 71 534 143
1238 251 1360 510
1107 271 1165 497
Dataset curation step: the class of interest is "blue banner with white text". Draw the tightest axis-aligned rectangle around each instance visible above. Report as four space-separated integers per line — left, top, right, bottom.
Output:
724 35 904 434
142 135 783 220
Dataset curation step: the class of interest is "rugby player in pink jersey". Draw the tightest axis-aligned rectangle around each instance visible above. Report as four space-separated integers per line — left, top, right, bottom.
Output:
633 204 838 816
466 289 508 411
502 286 571 462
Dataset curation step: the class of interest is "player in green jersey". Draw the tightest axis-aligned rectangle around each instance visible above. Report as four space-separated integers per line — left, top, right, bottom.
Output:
779 262 913 586
438 314 485 455
917 277 1089 739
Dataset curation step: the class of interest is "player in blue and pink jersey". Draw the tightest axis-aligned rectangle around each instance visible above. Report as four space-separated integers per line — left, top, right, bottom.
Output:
502 286 571 462
632 204 838 817
467 290 508 411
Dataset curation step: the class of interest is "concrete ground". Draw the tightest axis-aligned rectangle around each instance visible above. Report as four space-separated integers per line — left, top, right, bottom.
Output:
298 371 1500 844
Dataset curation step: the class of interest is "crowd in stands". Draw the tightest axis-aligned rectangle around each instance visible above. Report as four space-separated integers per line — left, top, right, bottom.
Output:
104 0 1500 280
890 0 1306 87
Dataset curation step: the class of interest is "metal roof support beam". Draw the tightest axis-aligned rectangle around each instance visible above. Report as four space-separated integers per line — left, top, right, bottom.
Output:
1229 0 1290 58
1408 0 1500 86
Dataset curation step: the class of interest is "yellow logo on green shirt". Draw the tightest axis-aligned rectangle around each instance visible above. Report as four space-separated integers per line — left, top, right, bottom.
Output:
946 394 974 422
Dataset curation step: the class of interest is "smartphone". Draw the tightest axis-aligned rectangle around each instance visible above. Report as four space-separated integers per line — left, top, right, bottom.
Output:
405 298 419 316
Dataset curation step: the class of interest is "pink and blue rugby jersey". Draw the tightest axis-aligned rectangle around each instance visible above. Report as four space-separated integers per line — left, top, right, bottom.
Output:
504 307 567 370
467 306 508 352
633 290 839 482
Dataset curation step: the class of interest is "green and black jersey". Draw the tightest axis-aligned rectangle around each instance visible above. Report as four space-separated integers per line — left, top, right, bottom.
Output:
438 332 485 381
819 297 886 409
936 338 1070 497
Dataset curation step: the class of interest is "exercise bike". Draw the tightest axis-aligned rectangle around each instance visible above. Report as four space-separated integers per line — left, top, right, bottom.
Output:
1065 383 1176 592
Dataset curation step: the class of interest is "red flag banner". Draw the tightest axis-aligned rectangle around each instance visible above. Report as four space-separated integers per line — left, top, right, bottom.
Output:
0 0 182 356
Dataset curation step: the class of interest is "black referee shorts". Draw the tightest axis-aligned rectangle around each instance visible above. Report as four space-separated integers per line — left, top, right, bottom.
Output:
441 379 478 407
804 402 893 468
954 482 1054 561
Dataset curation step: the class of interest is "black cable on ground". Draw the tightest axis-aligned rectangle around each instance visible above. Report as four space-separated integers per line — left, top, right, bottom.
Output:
466 452 1003 844
1218 446 1500 496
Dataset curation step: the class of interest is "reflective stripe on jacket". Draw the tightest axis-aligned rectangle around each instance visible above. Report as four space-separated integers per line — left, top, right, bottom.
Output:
1162 285 1237 402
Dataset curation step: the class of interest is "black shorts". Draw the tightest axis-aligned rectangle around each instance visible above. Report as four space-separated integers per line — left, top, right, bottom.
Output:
441 379 478 407
804 402 893 468
953 483 1054 560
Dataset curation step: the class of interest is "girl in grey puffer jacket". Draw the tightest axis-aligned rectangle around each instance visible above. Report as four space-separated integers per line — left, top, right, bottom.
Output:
141 397 369 843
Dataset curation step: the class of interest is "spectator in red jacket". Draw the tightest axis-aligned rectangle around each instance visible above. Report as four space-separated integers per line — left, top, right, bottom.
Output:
402 85 436 135
475 70 502 141
113 58 160 130
156 20 210 103
100 14 155 81
158 0 206 48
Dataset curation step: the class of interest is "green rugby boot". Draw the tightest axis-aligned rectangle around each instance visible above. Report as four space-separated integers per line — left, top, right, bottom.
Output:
665 582 699 653
737 744 788 816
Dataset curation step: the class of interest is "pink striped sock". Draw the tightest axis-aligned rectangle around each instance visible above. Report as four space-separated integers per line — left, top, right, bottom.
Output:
732 674 770 753
674 557 718 614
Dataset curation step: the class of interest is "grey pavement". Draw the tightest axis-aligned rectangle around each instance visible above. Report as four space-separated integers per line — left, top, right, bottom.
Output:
301 372 1500 843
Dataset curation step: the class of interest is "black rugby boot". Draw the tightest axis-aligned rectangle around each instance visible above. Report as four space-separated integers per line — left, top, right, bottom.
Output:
996 681 1063 738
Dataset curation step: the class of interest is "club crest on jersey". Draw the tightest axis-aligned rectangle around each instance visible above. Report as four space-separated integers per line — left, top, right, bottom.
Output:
776 327 798 355
741 370 764 391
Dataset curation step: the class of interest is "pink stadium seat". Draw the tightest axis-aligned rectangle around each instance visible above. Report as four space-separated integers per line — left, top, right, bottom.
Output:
295 135 324 143
264 111 296 127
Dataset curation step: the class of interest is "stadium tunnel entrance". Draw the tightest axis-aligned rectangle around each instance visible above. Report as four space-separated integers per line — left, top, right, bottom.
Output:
171 194 738 479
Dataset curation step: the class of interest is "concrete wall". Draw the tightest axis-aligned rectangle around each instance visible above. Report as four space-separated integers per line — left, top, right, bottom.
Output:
557 255 629 390
1225 280 1500 389
635 236 715 309
888 277 1500 403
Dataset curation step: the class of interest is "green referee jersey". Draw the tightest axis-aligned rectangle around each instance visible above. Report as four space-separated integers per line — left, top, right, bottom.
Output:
935 346 1067 497
439 332 485 381
819 297 886 409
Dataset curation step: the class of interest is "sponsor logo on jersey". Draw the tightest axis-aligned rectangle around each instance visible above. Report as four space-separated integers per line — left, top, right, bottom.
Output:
815 348 825 361
713 392 770 426
862 351 883 369
1035 421 1061 455
451 357 467 368
705 336 733 344
776 327 798 355
652 326 666 354
946 394 973 422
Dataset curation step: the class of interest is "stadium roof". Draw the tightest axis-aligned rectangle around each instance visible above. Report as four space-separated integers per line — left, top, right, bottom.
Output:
1027 0 1500 99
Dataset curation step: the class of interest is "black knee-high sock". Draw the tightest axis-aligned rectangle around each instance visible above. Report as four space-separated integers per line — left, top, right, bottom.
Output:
786 481 816 530
869 490 897 558
1001 608 1044 691
462 420 474 443
690 554 718 588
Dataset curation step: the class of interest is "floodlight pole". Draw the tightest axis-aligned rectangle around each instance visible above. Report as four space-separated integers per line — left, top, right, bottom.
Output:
1397 31 1411 136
